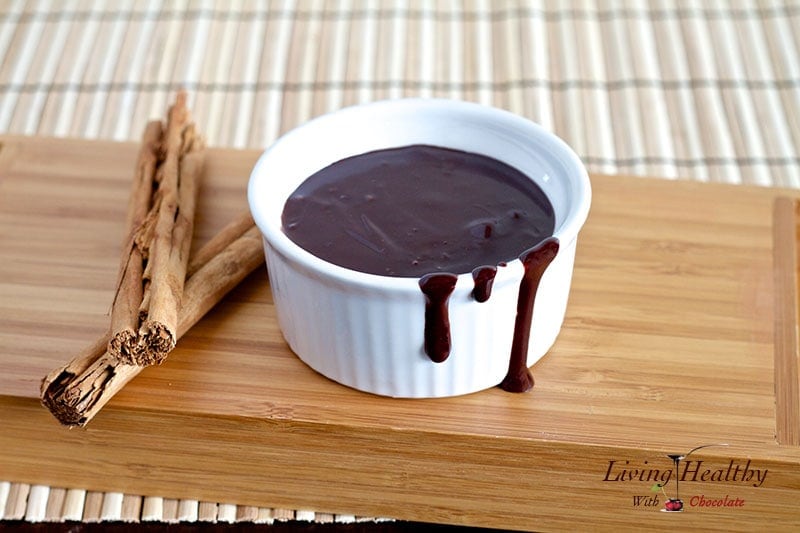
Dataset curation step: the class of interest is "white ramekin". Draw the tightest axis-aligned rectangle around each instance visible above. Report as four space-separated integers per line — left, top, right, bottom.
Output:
248 98 591 398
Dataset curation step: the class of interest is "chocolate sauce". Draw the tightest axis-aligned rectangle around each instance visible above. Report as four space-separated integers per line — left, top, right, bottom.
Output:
419 273 458 362
471 265 497 303
500 237 560 393
282 145 555 277
281 144 560 393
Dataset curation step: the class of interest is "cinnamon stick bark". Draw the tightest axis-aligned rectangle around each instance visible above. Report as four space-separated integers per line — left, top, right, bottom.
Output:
41 213 262 427
107 120 161 362
109 91 204 366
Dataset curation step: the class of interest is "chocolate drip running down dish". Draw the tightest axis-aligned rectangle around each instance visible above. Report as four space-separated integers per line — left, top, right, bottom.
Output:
281 145 559 392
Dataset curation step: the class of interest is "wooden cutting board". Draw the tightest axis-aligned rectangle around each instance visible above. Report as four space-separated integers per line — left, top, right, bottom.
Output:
0 135 798 531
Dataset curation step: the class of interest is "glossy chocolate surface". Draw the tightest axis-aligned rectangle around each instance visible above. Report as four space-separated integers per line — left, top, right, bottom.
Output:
282 145 555 277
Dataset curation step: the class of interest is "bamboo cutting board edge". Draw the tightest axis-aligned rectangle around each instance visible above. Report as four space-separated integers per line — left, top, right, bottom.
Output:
773 196 800 446
2 394 799 532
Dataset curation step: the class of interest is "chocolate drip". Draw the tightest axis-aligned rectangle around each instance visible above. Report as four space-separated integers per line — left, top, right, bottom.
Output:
471 265 497 302
419 273 458 363
500 237 559 393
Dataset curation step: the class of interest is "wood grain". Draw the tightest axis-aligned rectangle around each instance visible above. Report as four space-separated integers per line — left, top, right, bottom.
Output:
0 136 799 531
773 197 800 445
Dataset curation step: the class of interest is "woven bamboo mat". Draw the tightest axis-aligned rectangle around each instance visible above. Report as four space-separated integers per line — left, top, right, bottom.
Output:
0 481 390 525
2 0 800 526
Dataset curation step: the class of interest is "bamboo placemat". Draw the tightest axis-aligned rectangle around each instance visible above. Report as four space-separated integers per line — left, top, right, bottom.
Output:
0 481 388 525
1 0 799 526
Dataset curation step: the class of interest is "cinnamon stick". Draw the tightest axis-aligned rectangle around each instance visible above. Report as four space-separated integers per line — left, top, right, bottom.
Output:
41 214 263 427
107 120 161 363
187 213 255 277
108 91 204 366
